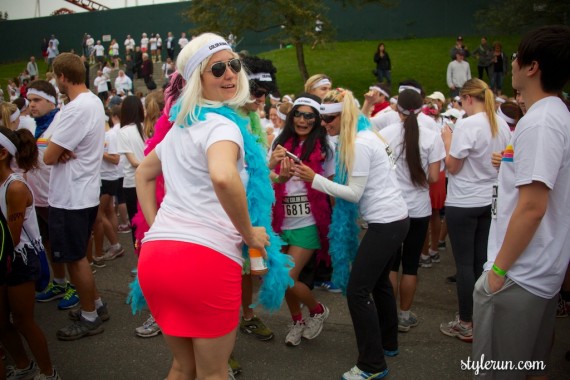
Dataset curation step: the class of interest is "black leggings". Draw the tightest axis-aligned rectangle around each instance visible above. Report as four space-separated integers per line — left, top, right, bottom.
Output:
347 218 409 373
123 187 138 245
446 205 491 323
391 216 430 276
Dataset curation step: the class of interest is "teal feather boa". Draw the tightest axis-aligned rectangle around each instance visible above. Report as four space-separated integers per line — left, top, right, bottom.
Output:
128 103 294 314
328 114 371 295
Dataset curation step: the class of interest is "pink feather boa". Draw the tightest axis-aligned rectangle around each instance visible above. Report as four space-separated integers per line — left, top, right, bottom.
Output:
131 112 172 255
272 139 331 265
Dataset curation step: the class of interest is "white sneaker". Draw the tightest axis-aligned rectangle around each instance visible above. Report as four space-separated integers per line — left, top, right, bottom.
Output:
342 365 389 380
6 360 39 380
135 315 161 338
302 304 329 339
101 245 125 261
285 320 305 346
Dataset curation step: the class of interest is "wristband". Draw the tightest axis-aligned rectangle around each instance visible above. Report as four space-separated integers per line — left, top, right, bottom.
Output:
492 264 507 277
271 175 280 184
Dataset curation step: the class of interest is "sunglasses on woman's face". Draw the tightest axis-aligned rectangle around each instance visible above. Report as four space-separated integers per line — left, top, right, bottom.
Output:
321 114 339 123
251 88 268 98
293 110 316 120
206 58 242 78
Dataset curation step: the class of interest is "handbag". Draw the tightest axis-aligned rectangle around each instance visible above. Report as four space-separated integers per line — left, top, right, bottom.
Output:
146 76 157 90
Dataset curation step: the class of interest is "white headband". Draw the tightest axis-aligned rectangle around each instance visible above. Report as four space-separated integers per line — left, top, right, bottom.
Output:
10 109 20 123
320 102 343 114
389 97 398 105
283 95 292 103
276 108 287 121
27 88 56 105
311 78 331 89
497 107 515 125
182 38 231 81
269 94 280 101
21 99 29 112
495 97 506 104
293 97 321 111
398 85 421 94
369 86 389 99
248 72 272 82
397 104 422 116
0 134 17 156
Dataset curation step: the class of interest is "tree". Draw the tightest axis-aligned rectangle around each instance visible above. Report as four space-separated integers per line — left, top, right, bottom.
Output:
475 0 569 35
184 0 393 82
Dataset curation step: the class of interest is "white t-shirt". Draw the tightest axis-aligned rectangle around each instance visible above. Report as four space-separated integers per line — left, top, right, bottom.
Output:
48 92 105 209
116 124 145 188
101 128 120 181
143 113 247 266
27 112 61 207
94 44 105 57
94 76 107 93
178 37 188 49
270 141 335 231
124 38 135 50
382 122 445 217
115 75 132 95
86 38 94 48
149 37 157 50
141 37 149 49
352 130 408 223
446 112 511 207
112 124 127 178
370 110 439 135
485 97 570 299
17 115 36 135
110 42 119 56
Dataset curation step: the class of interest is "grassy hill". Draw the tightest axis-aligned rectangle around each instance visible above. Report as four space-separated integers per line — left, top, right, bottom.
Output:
1 35 521 102
259 35 521 101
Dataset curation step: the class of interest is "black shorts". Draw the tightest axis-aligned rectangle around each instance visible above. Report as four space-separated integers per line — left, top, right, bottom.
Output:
100 179 120 197
35 206 50 241
49 206 98 263
6 246 40 287
116 177 126 204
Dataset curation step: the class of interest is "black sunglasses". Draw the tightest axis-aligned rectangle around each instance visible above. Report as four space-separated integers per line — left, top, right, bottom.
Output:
293 110 316 120
321 114 339 123
207 58 242 78
251 88 268 98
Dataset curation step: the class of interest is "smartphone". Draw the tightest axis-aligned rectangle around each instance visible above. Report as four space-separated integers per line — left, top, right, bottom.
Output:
285 151 302 164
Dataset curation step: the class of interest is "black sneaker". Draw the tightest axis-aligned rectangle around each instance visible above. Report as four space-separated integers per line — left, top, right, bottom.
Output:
56 316 104 341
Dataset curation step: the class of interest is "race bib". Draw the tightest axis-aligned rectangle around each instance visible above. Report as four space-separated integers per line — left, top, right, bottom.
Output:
491 182 498 219
283 195 311 218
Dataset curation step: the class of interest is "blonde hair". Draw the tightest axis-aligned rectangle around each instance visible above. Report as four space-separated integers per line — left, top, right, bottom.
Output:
304 74 331 93
460 78 499 137
144 90 165 138
0 103 18 129
322 88 359 178
174 33 250 127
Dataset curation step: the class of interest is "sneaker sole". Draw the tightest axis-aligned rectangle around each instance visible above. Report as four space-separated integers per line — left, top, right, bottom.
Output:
56 325 104 341
440 327 473 343
135 329 162 338
326 288 342 294
239 327 274 341
36 294 66 302
285 338 301 347
398 325 411 332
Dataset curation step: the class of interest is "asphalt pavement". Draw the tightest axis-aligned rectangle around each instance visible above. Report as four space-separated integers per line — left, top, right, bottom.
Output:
25 233 570 379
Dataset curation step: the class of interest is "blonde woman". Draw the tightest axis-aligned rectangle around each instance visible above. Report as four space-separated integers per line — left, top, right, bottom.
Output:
143 91 165 139
304 74 332 100
293 88 409 380
0 103 20 130
440 78 511 342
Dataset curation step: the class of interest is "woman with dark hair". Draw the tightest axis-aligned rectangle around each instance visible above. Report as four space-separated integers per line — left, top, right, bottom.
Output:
490 41 508 96
382 90 445 332
0 127 61 379
293 88 408 380
268 93 334 347
116 95 145 247
373 43 391 86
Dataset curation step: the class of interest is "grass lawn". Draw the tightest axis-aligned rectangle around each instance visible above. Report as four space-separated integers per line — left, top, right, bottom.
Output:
1 36 522 102
260 35 522 101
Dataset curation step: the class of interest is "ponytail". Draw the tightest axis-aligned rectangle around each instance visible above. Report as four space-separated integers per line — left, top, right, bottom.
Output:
397 89 426 187
461 78 498 137
483 87 498 137
0 127 39 172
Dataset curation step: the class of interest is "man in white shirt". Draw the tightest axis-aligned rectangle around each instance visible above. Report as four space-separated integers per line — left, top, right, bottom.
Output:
94 70 108 104
124 34 135 56
178 32 189 52
93 40 105 68
86 35 95 64
44 53 108 341
50 34 60 55
473 25 570 378
27 56 39 81
446 50 471 98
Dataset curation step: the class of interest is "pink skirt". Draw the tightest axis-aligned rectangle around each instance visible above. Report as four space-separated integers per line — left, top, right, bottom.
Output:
138 240 242 338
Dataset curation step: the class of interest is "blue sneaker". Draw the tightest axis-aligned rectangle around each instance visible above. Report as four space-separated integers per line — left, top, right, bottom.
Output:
342 366 389 379
384 348 399 357
36 281 67 302
57 284 79 310
320 281 342 293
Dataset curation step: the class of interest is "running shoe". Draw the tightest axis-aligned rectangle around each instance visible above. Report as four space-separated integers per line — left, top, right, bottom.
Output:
239 315 274 341
398 312 419 332
440 314 473 342
302 303 329 339
32 369 62 380
68 303 110 322
135 315 161 338
56 316 104 341
35 281 67 303
285 320 305 347
6 360 38 380
418 256 432 268
342 365 389 380
57 284 79 310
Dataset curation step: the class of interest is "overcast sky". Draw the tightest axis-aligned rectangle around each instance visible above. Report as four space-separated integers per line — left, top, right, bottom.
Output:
0 0 187 20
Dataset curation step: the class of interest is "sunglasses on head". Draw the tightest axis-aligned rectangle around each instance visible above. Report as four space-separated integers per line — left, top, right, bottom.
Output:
321 114 339 123
251 88 268 98
293 110 316 120
206 58 242 78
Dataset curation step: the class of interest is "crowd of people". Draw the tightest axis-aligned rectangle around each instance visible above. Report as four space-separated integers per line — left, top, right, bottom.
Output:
0 25 569 380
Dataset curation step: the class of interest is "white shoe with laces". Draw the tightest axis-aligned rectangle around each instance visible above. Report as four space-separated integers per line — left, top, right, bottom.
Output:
285 320 305 346
302 304 329 339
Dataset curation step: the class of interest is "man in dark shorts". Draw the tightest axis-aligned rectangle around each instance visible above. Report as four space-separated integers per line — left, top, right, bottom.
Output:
44 53 109 341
